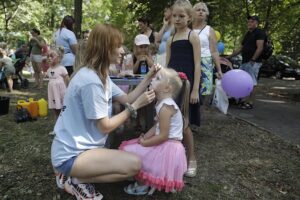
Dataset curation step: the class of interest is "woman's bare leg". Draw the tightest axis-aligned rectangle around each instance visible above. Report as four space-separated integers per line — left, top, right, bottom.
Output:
32 61 43 88
6 76 13 92
70 148 141 183
32 61 39 87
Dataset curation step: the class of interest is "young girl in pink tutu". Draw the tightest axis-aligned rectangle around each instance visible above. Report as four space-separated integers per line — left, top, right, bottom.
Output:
47 47 69 124
120 68 190 195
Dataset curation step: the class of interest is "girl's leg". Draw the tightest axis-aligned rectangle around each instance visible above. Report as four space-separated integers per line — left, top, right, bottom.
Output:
200 95 211 121
54 109 61 122
183 126 197 177
183 126 196 162
202 95 212 107
49 109 61 135
70 148 141 183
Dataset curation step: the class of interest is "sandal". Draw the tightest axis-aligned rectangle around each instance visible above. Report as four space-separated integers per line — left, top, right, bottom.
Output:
239 102 253 110
124 182 150 195
184 160 197 178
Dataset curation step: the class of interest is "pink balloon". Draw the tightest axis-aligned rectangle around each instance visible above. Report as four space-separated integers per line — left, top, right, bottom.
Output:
221 69 254 98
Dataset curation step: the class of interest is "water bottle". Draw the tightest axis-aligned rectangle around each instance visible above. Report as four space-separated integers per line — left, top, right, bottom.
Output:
140 60 147 74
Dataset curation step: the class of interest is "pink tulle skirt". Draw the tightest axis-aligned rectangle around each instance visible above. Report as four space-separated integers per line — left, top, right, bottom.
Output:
119 138 187 192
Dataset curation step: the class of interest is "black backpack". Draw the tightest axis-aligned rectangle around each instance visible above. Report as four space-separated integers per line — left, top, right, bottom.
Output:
261 34 274 60
14 106 32 123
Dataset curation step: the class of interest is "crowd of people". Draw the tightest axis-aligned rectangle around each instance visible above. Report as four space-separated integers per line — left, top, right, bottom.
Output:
0 0 267 199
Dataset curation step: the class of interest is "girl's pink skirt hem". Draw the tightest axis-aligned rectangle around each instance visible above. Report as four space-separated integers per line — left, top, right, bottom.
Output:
119 138 187 193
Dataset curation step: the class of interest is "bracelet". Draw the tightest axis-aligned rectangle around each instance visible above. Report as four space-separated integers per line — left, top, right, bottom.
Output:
125 103 137 119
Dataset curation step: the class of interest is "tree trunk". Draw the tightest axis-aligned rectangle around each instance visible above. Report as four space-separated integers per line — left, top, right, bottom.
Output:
74 0 82 39
1 1 8 40
245 0 250 17
1 1 20 40
264 0 272 33
49 0 55 29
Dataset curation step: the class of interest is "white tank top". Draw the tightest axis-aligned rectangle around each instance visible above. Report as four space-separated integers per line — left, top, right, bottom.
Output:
155 98 183 140
194 25 211 57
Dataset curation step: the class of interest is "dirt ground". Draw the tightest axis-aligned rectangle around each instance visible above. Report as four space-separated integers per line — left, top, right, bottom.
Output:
0 80 299 200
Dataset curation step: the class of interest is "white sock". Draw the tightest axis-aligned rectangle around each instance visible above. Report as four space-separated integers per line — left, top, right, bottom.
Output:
71 177 81 184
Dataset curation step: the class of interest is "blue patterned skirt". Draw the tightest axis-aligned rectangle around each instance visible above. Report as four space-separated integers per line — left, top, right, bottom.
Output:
200 56 214 95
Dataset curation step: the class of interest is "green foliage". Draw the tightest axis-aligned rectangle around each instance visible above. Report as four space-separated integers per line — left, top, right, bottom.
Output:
0 0 74 47
0 0 299 59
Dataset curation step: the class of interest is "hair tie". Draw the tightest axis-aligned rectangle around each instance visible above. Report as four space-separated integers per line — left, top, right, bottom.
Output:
178 72 188 80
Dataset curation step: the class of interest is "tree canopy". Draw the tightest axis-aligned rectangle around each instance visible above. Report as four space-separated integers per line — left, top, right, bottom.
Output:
0 0 299 60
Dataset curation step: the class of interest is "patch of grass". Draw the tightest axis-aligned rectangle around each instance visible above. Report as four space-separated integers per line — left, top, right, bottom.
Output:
0 81 300 199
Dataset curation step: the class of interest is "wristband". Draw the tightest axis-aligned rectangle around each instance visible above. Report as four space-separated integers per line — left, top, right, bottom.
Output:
125 103 137 119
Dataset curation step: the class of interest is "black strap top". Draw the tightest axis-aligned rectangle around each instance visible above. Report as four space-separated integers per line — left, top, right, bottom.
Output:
168 30 195 89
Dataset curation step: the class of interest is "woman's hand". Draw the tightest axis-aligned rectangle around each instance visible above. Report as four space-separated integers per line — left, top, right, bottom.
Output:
146 64 161 79
190 90 199 104
132 89 156 110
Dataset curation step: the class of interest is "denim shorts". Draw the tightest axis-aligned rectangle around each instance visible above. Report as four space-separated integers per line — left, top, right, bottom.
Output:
54 156 77 176
240 62 262 85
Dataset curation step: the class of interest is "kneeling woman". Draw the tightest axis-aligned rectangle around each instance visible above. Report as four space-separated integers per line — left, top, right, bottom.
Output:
51 24 159 200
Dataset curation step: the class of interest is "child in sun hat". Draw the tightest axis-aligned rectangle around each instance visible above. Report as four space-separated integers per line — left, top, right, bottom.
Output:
132 34 154 74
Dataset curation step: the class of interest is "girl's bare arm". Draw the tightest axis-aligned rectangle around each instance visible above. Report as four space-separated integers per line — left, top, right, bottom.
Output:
165 38 172 67
190 32 201 103
63 74 70 86
139 105 174 147
142 124 156 139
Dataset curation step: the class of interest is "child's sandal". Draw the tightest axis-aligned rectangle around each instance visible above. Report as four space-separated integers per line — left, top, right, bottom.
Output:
124 182 149 195
184 160 197 177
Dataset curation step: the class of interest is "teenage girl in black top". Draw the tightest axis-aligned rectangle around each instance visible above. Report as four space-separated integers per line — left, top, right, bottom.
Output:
166 0 201 178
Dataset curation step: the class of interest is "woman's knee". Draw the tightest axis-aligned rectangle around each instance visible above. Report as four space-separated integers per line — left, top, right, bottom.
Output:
125 154 141 176
32 62 41 72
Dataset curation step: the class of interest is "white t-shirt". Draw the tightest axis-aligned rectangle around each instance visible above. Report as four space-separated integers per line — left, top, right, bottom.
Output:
53 27 77 66
51 67 124 167
194 25 211 57
155 98 183 140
